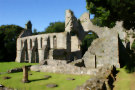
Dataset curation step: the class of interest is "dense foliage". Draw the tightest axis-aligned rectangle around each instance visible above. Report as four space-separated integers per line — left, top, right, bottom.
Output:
81 32 98 56
0 25 23 61
86 0 135 29
45 22 65 33
131 40 135 50
32 28 38 35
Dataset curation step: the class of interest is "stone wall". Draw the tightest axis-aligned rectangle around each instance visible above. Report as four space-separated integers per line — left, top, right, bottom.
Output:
30 60 99 75
76 66 117 90
16 9 135 70
83 30 120 68
16 32 70 63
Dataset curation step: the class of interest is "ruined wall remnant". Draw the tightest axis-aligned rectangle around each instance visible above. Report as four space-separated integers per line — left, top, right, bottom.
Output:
16 32 70 63
16 9 135 69
83 31 119 68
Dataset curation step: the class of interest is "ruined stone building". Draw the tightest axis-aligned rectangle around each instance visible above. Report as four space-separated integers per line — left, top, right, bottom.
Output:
16 10 135 70
15 10 82 63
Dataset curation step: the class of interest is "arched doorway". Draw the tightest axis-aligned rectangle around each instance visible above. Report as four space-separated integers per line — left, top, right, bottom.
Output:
81 31 98 56
31 38 39 63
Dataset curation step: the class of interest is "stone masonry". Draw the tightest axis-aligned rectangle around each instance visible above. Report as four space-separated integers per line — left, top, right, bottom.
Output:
15 9 135 71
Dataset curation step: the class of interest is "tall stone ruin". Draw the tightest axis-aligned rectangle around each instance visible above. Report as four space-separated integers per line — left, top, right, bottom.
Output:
16 9 135 69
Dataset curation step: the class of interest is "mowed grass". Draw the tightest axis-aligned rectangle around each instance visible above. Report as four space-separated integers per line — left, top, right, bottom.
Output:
0 62 38 72
0 62 90 90
113 68 135 90
0 71 90 90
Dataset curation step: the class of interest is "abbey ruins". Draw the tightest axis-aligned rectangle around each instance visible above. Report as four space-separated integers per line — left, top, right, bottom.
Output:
15 10 135 75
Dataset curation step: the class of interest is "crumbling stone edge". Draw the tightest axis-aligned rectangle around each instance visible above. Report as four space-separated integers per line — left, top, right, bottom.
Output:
76 66 117 90
7 65 31 73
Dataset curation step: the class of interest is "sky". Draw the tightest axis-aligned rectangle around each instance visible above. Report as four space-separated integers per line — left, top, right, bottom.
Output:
0 0 93 32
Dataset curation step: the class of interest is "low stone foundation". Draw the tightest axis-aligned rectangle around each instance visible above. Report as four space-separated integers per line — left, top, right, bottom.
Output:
75 66 117 90
31 60 117 90
31 60 99 75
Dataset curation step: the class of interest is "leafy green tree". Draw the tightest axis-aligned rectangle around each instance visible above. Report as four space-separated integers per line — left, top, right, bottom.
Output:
131 40 135 50
45 22 65 33
86 0 135 29
0 25 23 61
33 28 38 35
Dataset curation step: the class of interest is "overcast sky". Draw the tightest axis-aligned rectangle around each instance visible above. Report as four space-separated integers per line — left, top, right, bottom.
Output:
0 0 94 32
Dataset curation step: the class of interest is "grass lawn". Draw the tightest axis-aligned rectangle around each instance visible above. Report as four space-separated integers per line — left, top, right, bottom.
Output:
0 62 38 72
0 62 90 90
113 68 135 90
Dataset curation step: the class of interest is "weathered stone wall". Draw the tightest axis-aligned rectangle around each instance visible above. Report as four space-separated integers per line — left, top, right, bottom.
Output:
16 32 71 63
76 12 120 68
16 9 134 70
76 66 117 90
83 30 120 68
30 60 99 75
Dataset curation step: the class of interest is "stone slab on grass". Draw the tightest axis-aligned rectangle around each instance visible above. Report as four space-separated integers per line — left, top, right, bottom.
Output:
46 83 58 88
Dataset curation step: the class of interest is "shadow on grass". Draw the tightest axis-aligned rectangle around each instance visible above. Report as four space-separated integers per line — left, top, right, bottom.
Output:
29 77 51 82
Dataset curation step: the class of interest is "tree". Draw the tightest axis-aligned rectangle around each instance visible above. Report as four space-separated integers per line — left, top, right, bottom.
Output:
33 28 38 35
44 22 65 33
0 25 23 61
86 0 135 29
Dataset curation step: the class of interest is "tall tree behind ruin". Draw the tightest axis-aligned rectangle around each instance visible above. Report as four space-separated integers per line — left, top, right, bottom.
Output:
86 0 135 29
0 25 23 61
44 22 65 33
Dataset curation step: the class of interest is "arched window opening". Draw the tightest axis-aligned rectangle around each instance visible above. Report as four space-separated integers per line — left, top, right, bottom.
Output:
30 39 32 49
22 40 28 62
41 38 43 48
35 48 39 63
81 31 98 56
53 36 57 49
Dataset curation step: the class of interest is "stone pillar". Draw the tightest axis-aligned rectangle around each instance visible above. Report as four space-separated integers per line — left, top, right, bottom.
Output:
38 37 44 62
27 39 33 63
65 10 74 32
31 38 37 63
28 50 32 63
22 66 29 83
50 36 54 49
49 49 53 59
38 49 44 62
15 38 22 62
83 55 96 68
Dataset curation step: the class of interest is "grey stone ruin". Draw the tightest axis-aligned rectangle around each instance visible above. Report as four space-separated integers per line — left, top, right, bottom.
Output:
15 10 135 75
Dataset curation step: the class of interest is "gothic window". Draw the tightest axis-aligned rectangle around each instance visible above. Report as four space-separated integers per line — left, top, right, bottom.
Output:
53 36 57 49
